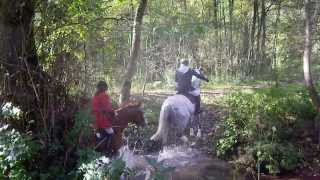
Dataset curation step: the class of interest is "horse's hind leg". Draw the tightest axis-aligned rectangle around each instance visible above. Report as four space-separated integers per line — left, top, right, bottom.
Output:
189 114 201 137
195 114 202 137
150 104 170 144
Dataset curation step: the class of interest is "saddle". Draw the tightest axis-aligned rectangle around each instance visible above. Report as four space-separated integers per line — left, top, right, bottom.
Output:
177 92 196 104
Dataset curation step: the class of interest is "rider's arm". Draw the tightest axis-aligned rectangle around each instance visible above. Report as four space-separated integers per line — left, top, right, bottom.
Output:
100 94 114 118
192 69 209 82
175 71 179 83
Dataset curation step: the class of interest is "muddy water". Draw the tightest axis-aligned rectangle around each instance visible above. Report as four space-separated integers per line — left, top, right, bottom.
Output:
123 93 243 179
121 145 244 180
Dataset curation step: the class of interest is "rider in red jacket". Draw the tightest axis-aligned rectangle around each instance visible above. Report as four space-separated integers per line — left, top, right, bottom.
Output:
92 81 114 150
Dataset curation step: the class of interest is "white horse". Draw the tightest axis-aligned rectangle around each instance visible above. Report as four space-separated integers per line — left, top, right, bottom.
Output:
150 94 196 145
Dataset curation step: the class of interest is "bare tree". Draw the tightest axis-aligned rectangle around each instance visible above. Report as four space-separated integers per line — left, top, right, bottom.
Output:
303 0 320 142
119 0 148 104
303 0 320 110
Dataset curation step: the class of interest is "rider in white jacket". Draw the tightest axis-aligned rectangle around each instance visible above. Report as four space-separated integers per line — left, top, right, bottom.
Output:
175 59 209 95
190 68 204 114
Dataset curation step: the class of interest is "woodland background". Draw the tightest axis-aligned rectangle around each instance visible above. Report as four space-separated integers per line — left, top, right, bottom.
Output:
0 0 320 179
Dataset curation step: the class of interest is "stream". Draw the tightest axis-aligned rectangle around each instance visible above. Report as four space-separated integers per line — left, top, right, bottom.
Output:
116 93 245 180
120 143 243 180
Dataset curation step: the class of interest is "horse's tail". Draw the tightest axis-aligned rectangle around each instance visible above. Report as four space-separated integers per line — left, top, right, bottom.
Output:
150 103 170 144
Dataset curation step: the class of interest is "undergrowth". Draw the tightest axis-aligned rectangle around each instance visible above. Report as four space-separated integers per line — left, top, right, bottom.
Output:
216 85 317 175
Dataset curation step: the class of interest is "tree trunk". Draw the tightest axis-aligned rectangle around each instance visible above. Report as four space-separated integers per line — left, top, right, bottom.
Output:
256 1 262 69
303 0 320 143
213 0 218 24
260 0 267 72
119 0 148 104
0 0 54 138
228 0 234 78
0 1 41 122
303 0 320 110
247 0 258 76
0 1 72 144
272 3 281 86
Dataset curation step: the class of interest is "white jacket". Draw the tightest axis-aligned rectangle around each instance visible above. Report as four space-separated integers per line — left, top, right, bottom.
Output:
190 69 201 96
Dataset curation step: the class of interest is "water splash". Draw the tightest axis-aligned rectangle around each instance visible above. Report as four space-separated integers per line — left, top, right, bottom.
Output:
119 143 238 180
120 144 203 171
157 145 203 167
120 145 154 172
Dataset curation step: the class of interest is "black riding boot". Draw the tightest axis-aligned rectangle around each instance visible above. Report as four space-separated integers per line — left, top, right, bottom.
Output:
194 95 201 115
96 129 113 154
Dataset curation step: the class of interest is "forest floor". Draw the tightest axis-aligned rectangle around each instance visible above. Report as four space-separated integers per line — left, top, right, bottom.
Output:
129 85 320 180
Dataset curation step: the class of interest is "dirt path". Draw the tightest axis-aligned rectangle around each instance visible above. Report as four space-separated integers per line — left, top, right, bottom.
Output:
141 83 269 98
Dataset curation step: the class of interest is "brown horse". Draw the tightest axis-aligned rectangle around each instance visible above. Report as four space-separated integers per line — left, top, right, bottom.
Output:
94 101 146 156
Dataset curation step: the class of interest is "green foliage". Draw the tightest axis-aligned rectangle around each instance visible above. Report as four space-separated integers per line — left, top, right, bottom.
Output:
76 153 126 180
254 142 302 174
216 86 315 175
34 0 134 95
1 102 22 120
66 107 93 148
0 125 39 180
76 148 102 168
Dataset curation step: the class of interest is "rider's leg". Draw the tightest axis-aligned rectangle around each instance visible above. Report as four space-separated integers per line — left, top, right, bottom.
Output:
197 96 203 137
194 95 201 115
105 127 114 134
95 128 114 153
95 129 107 152
104 128 114 153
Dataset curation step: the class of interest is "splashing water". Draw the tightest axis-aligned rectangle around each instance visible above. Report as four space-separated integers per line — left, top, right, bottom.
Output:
120 145 154 172
157 145 203 167
119 137 238 180
120 143 204 169
119 144 209 178
122 146 241 180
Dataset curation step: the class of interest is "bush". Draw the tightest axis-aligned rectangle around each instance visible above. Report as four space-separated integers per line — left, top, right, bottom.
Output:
252 141 302 174
0 124 39 179
66 107 93 148
1 102 22 119
75 152 127 180
216 86 316 175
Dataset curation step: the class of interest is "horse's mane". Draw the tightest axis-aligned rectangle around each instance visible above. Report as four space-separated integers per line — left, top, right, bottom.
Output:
116 101 141 111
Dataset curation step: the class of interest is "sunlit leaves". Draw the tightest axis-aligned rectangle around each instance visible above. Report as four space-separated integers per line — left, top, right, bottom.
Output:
0 125 39 179
217 86 314 174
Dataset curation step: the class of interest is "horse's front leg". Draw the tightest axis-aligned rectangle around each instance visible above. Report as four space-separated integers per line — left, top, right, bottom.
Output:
110 133 122 157
194 114 202 137
189 115 195 136
190 114 202 137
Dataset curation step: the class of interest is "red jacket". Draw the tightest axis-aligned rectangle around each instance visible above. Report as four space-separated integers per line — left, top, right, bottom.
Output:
92 91 113 129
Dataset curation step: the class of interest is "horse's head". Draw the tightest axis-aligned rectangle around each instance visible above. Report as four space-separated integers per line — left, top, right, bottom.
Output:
116 101 146 127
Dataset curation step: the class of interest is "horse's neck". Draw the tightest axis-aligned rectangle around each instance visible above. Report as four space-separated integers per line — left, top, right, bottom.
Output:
113 112 130 130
